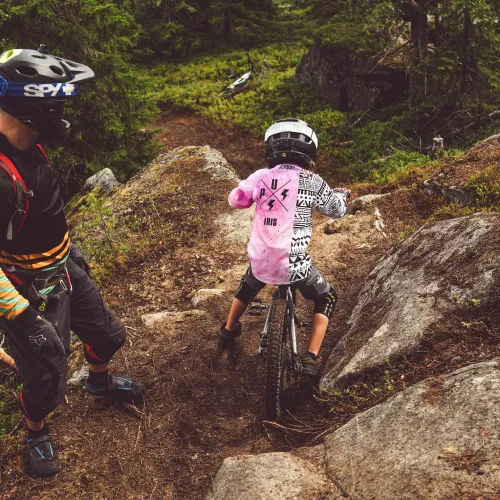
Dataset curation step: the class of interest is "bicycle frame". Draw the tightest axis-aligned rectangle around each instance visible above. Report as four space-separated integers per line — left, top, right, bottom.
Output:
257 286 303 373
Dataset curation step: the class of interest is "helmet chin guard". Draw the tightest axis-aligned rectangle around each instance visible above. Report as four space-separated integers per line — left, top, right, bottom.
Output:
0 45 94 147
265 118 318 169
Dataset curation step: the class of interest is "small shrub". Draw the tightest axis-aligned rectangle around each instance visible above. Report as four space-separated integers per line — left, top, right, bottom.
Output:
467 165 500 210
430 204 476 221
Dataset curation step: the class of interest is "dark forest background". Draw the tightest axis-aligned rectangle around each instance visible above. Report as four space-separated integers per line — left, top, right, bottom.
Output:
1 0 499 192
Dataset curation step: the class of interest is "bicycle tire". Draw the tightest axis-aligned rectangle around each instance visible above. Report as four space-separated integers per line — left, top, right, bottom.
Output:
265 296 289 421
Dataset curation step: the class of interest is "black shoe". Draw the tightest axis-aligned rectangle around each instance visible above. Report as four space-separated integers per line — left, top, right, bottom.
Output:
28 434 61 478
301 352 322 377
217 322 242 353
86 374 145 404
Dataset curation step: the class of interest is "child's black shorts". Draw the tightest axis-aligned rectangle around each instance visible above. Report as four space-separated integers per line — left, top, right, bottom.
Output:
234 265 338 319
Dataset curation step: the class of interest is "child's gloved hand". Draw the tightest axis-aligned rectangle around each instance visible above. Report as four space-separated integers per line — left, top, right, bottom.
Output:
333 188 351 198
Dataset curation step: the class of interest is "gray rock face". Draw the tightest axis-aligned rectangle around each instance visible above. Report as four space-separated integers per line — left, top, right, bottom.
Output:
423 179 476 206
207 361 500 499
190 289 225 308
321 213 499 389
323 360 500 499
295 43 408 112
67 363 89 387
216 209 254 245
85 168 121 192
154 146 239 182
201 146 240 182
347 193 390 215
206 450 340 500
141 309 208 329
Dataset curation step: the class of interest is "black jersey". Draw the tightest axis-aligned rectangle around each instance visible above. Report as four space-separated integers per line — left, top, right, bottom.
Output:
0 134 69 272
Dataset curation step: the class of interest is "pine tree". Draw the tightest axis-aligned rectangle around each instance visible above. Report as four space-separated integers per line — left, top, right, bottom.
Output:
0 0 158 194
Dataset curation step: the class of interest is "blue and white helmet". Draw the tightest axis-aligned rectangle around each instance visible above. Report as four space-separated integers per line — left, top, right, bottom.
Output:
0 45 94 147
265 118 318 169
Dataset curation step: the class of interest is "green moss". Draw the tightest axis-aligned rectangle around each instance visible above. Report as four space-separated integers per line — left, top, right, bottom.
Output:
0 375 22 437
467 165 500 210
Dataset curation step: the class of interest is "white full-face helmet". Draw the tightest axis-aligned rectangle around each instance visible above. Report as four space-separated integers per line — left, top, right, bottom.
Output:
264 118 318 168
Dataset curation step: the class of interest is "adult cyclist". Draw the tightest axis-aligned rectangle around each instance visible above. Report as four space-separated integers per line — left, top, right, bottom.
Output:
0 45 144 477
217 118 350 376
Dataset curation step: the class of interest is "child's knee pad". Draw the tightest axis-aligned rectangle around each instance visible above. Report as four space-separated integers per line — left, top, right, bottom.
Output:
313 286 338 319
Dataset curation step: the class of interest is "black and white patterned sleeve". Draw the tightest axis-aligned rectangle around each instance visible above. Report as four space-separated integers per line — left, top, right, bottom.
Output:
312 174 347 218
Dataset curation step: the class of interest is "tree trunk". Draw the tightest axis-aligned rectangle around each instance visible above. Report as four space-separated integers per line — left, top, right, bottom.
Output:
459 7 472 100
402 1 430 104
224 10 231 43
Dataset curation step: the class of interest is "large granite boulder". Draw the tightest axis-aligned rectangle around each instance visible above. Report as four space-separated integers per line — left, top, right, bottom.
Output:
323 360 500 499
208 360 500 499
84 168 121 192
295 43 408 112
321 213 499 389
206 449 340 500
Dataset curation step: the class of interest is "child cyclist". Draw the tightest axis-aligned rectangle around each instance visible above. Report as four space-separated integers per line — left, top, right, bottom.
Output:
217 118 350 376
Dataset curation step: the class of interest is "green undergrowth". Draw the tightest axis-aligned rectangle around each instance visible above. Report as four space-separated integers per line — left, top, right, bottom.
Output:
150 35 477 185
318 302 500 430
467 165 500 210
0 371 22 436
153 43 457 183
153 44 346 144
147 5 500 186
67 151 212 286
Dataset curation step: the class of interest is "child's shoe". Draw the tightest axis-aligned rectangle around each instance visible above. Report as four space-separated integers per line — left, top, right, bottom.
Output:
217 322 242 353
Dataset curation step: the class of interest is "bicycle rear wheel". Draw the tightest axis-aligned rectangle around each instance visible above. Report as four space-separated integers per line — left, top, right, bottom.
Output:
265 297 291 421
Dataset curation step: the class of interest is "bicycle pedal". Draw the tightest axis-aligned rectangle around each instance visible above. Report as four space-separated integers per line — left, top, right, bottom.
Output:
248 303 268 316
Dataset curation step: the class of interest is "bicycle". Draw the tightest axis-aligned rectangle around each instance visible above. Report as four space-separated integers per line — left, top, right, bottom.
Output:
248 286 309 421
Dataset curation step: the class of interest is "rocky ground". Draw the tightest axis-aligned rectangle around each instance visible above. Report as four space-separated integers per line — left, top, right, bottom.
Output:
0 115 498 499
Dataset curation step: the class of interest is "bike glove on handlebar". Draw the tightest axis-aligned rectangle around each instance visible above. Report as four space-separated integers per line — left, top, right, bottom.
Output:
9 307 65 359
333 188 351 198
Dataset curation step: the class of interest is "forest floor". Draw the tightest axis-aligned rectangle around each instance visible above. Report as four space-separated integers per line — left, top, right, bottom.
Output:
0 112 482 499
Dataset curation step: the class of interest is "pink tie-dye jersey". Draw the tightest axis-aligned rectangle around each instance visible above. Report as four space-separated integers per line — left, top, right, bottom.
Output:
228 164 347 285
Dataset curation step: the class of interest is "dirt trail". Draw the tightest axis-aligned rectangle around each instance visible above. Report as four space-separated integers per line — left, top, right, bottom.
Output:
0 113 423 499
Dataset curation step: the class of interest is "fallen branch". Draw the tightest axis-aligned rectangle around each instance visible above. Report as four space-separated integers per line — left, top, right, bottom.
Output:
0 346 17 374
8 419 23 436
122 402 144 420
262 420 318 434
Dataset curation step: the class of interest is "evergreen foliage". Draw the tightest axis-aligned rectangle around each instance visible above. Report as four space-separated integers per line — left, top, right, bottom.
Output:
0 0 498 188
134 0 276 60
0 0 158 194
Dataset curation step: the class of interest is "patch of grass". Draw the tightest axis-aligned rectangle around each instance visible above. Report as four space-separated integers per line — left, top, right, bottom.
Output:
0 372 22 437
467 164 500 210
428 203 477 221
315 303 500 435
397 225 419 241
155 44 345 141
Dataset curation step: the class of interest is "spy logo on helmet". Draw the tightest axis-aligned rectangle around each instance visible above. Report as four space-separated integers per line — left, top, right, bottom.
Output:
23 82 78 97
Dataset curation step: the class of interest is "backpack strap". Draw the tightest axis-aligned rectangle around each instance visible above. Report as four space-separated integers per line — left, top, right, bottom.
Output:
0 152 34 240
36 143 51 165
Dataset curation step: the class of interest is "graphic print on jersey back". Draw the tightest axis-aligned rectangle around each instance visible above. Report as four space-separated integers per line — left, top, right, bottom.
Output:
228 164 347 285
251 166 300 284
